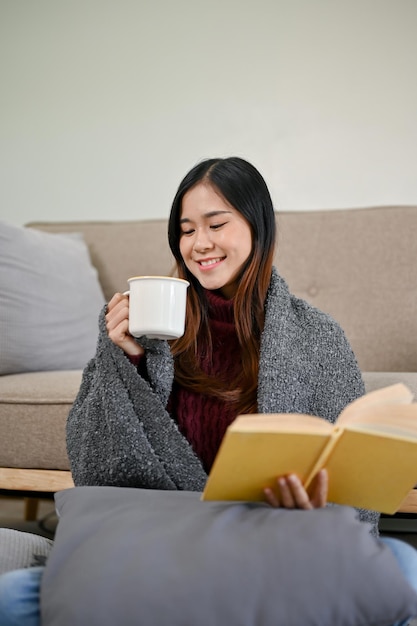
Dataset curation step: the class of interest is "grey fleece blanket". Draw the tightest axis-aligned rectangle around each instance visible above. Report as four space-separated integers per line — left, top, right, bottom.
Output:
66 268 379 533
67 324 207 490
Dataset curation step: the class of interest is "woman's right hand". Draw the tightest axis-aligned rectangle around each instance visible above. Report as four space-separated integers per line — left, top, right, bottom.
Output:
263 469 328 510
105 293 144 357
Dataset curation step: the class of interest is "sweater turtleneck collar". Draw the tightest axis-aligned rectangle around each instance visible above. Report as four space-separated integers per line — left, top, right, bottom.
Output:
204 289 235 324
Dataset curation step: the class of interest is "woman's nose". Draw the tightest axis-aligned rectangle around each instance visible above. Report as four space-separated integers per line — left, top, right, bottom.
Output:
193 229 213 252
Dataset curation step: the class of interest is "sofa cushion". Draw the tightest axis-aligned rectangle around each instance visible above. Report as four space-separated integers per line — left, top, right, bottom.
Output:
1 370 416 474
41 486 417 626
0 371 82 470
0 221 105 375
363 371 417 400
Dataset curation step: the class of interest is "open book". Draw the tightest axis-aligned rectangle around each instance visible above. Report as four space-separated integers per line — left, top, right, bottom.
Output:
202 384 417 514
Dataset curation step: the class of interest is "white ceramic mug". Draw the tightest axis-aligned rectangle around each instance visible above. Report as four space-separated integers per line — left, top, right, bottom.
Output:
125 275 189 340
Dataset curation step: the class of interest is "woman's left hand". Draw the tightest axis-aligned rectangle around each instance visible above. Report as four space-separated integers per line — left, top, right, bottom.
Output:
263 468 328 509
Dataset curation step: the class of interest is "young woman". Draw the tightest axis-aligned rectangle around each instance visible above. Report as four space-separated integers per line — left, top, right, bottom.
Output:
1 156 416 625
66 156 371 516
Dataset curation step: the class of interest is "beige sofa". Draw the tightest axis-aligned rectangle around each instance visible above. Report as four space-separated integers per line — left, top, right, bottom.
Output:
1 206 416 514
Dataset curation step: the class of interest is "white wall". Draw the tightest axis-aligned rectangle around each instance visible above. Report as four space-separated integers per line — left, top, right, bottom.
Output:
1 0 416 225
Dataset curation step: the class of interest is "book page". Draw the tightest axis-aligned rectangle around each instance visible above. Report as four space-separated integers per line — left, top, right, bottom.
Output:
337 383 414 426
344 404 417 436
325 428 417 513
350 423 417 438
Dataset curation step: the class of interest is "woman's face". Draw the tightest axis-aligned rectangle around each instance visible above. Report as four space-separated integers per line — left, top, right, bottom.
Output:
179 183 253 298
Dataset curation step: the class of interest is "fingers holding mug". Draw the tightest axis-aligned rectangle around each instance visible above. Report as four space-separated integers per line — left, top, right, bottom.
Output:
106 292 144 356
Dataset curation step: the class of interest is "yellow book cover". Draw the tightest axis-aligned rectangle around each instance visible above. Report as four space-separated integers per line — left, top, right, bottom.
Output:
202 384 417 514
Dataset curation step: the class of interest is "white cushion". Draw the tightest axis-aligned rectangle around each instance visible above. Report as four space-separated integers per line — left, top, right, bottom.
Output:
0 221 105 374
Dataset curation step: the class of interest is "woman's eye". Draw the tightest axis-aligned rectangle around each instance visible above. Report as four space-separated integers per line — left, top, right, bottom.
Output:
210 222 226 230
181 229 195 236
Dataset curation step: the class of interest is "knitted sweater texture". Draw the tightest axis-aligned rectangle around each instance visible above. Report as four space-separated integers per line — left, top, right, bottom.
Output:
66 267 379 534
172 289 240 472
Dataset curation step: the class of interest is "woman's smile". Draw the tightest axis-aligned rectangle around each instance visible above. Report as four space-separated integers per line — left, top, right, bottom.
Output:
196 256 225 269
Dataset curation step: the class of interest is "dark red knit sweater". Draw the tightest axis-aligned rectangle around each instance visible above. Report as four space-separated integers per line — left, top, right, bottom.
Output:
130 290 242 473
170 290 242 472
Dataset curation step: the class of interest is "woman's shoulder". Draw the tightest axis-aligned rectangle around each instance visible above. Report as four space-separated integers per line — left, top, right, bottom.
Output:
290 292 343 333
268 267 345 336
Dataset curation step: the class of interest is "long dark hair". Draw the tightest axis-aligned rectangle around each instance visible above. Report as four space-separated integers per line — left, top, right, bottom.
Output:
168 157 276 413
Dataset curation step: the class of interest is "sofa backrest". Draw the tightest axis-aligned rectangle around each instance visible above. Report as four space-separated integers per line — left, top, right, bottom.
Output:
28 220 174 303
29 205 417 373
274 206 416 373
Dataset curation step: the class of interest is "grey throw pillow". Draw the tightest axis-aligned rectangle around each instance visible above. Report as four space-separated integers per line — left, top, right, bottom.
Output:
41 486 417 626
0 221 105 374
